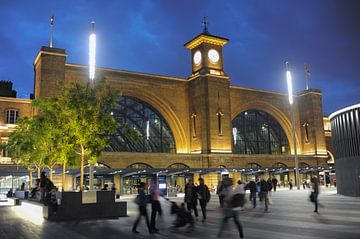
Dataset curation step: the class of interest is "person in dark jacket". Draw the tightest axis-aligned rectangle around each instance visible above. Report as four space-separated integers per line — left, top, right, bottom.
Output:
132 182 151 234
311 176 321 213
184 178 198 219
260 177 269 212
246 178 257 208
271 177 278 192
197 178 211 222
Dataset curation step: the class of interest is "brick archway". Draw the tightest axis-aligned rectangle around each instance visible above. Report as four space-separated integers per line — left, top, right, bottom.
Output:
120 88 188 153
232 101 301 154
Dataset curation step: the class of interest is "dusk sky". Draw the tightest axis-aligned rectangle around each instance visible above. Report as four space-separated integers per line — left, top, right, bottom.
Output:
0 0 359 115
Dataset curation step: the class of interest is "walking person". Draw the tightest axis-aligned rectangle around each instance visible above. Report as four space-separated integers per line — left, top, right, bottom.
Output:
289 179 293 190
197 178 211 222
149 180 162 232
184 178 198 219
217 178 245 239
310 176 321 213
246 178 257 208
259 177 269 212
132 182 151 234
271 176 278 192
233 180 246 210
266 178 273 205
216 180 225 208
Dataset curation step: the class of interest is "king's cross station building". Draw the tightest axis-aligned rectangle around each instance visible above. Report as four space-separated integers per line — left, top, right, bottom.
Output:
0 26 335 195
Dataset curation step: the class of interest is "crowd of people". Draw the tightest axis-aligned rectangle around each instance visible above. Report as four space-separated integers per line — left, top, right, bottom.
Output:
131 174 321 239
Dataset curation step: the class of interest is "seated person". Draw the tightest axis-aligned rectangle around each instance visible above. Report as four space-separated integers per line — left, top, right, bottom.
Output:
30 179 41 199
102 184 109 191
6 188 13 198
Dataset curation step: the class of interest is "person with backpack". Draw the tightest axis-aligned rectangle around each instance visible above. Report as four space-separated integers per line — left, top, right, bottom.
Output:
197 178 211 222
233 180 246 210
217 178 245 239
132 182 151 234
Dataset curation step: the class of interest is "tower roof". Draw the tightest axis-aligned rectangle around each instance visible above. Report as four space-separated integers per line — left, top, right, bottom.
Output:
184 33 229 50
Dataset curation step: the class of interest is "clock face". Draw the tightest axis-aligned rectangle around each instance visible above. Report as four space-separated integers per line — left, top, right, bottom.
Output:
208 49 220 63
193 50 202 65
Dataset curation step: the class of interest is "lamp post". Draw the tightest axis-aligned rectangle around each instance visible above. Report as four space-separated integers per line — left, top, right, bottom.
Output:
88 21 96 190
286 61 300 190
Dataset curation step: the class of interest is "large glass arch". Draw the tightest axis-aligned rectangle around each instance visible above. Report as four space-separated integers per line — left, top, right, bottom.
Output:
232 110 290 155
106 96 176 153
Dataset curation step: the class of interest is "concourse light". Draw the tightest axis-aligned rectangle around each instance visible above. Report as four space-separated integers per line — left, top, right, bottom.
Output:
286 61 293 105
89 21 96 81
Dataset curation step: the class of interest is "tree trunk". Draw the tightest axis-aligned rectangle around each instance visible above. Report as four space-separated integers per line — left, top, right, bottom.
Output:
80 145 84 191
37 167 41 178
49 167 53 181
62 161 66 191
29 169 33 189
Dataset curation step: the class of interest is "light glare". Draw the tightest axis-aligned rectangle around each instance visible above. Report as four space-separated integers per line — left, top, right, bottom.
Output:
89 33 96 80
286 70 293 105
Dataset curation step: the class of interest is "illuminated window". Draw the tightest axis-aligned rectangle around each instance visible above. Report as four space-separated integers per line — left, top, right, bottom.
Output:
232 110 289 155
5 109 19 124
217 111 224 136
191 113 197 138
106 96 176 153
168 163 190 168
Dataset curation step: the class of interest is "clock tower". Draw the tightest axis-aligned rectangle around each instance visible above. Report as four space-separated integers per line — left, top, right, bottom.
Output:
184 21 229 77
185 20 232 156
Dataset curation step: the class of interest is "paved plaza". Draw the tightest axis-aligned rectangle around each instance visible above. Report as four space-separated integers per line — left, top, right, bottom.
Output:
1 188 360 239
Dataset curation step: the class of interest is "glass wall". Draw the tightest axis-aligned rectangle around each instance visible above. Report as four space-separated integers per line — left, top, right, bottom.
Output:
232 110 290 154
106 96 176 153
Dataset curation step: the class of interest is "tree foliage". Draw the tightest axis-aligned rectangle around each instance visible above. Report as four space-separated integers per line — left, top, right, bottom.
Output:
8 80 118 190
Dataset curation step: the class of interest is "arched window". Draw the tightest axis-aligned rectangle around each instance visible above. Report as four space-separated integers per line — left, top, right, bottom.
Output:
5 109 19 124
127 163 153 169
299 162 310 168
273 162 288 168
247 163 262 168
106 96 176 153
232 110 289 155
168 163 190 168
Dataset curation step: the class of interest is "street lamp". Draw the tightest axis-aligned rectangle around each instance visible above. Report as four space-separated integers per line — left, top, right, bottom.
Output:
89 21 96 190
286 61 300 190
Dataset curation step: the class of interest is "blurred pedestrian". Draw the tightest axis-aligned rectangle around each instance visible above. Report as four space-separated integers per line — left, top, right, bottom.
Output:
271 176 278 192
233 180 246 210
217 178 244 239
149 180 162 233
246 178 257 208
289 179 293 190
310 176 321 213
197 178 211 222
132 182 151 234
184 178 198 219
217 180 225 208
260 177 269 212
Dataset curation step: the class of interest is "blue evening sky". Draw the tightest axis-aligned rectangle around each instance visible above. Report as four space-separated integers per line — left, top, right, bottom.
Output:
0 0 359 115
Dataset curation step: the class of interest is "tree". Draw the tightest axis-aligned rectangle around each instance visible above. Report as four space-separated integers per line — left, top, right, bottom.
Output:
51 81 117 190
7 117 45 187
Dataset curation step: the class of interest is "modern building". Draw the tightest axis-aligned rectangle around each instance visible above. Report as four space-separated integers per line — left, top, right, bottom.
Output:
329 104 360 197
0 28 333 194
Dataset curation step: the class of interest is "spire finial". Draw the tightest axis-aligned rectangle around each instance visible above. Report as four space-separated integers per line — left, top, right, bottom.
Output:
304 63 310 90
202 16 209 34
49 14 55 48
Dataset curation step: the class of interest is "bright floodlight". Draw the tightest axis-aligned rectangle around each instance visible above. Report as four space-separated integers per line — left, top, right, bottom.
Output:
89 21 96 80
286 61 293 105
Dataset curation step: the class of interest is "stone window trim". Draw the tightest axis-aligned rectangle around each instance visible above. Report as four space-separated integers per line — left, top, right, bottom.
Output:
216 111 224 136
191 113 197 138
302 122 310 144
5 108 19 125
